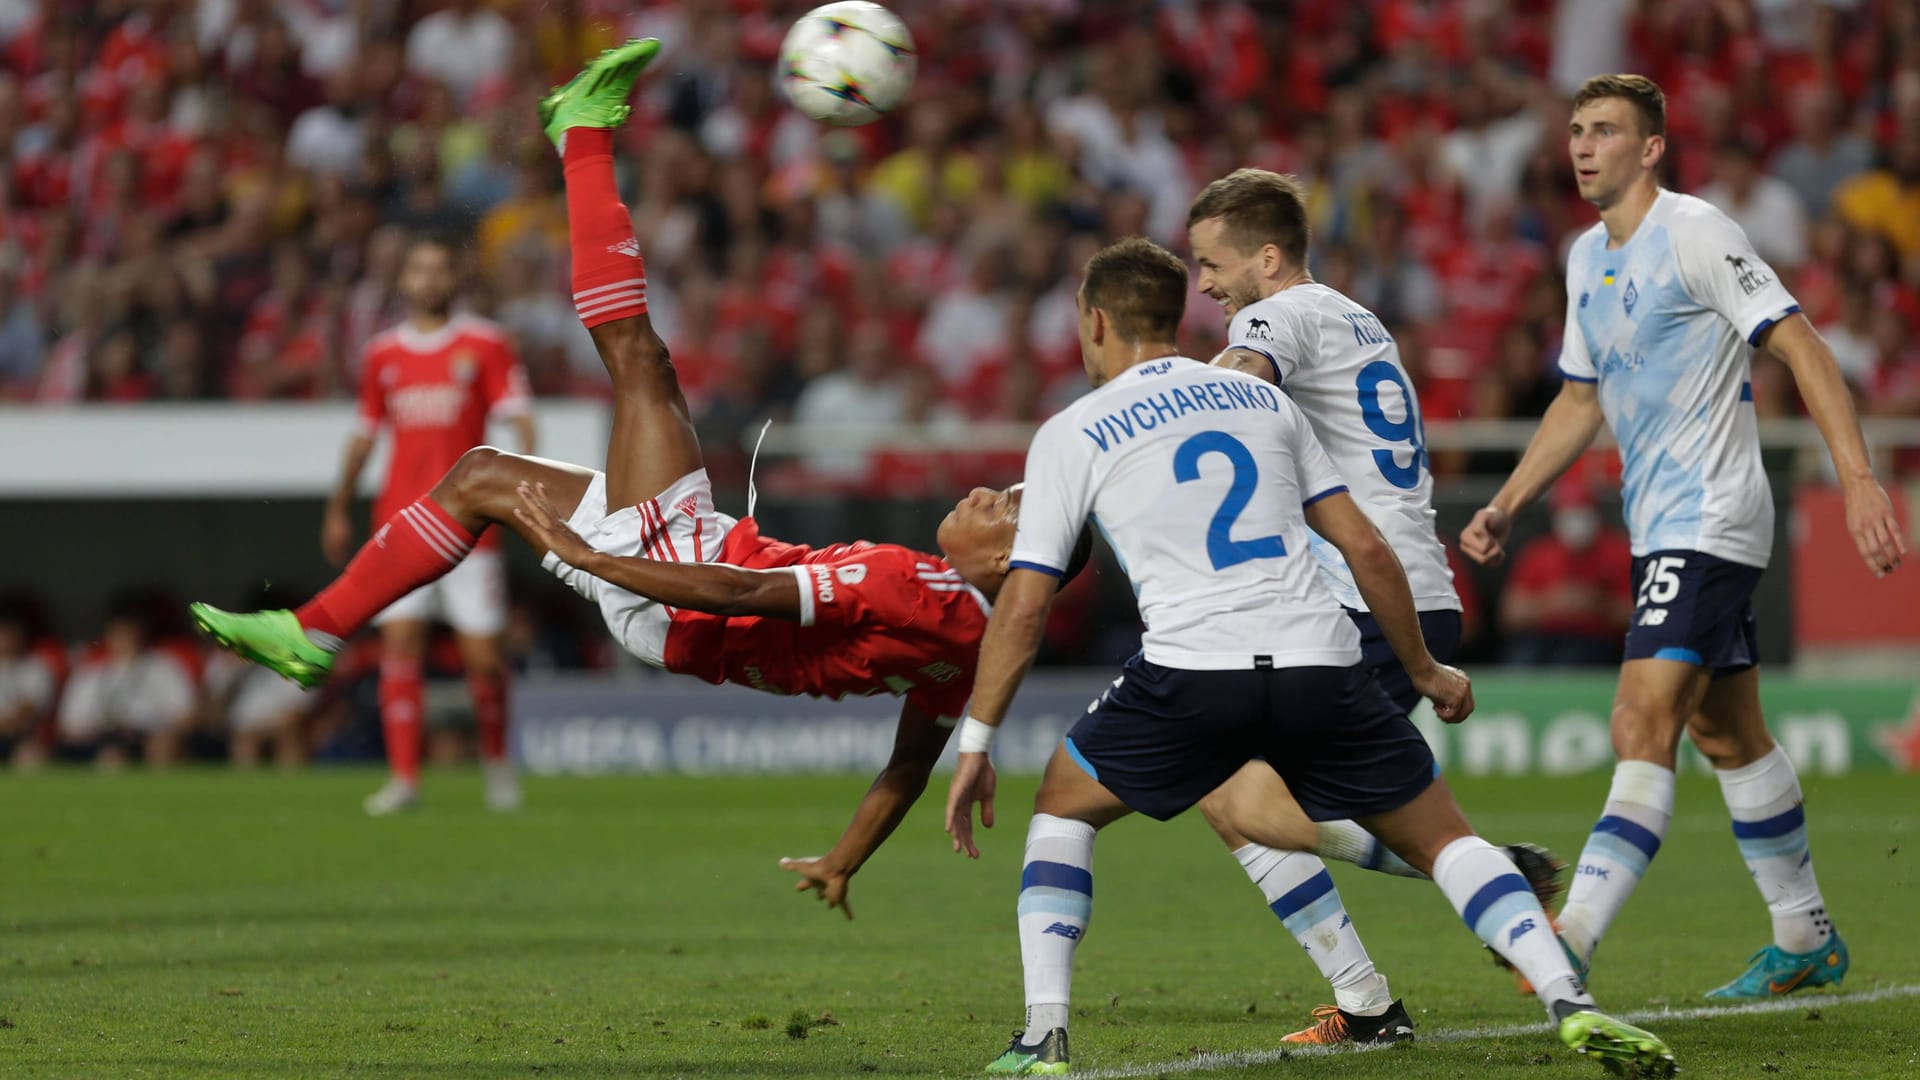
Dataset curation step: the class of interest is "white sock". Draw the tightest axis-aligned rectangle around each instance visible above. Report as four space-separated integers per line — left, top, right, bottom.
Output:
1717 745 1832 953
1018 814 1095 1040
1315 819 1424 879
1234 845 1391 1015
1434 836 1594 1017
1558 760 1674 961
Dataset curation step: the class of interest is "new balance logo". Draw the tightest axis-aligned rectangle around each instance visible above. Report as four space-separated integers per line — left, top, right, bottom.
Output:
1509 917 1536 945
1638 607 1668 627
1576 864 1611 880
607 237 642 258
1042 922 1083 940
1339 914 1351 930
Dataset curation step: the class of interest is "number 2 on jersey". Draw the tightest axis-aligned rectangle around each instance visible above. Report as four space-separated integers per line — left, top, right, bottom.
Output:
1173 431 1288 571
1356 361 1427 489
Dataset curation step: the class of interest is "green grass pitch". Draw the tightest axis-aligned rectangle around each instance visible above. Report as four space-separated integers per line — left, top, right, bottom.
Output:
4 768 1916 1077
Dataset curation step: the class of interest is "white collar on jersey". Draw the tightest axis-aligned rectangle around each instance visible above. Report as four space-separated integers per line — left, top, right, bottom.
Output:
394 316 465 354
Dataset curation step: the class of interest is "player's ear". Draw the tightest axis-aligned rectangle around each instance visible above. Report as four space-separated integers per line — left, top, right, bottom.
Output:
1642 133 1666 170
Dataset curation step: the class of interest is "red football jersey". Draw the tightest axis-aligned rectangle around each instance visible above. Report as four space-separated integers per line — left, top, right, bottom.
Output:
661 518 988 723
357 316 531 533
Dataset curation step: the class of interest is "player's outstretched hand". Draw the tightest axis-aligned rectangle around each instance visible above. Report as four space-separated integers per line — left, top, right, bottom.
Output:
1843 476 1907 578
513 482 596 567
779 856 854 921
1415 663 1475 724
944 752 997 859
1459 505 1511 566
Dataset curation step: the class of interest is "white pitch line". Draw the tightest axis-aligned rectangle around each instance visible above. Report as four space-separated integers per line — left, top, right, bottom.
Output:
1071 983 1920 1079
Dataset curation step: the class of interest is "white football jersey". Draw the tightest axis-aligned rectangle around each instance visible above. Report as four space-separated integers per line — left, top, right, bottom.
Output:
1226 284 1460 612
1011 356 1362 670
1560 190 1798 568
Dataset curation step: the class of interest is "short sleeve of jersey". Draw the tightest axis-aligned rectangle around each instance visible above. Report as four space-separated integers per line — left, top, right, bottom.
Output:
1287 399 1349 505
355 348 387 435
1673 204 1801 346
789 546 924 630
482 338 533 418
1558 246 1598 382
1228 304 1307 384
1007 413 1097 577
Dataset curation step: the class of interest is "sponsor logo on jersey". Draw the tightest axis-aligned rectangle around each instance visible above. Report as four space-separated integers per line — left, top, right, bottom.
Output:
390 383 467 426
1638 608 1669 627
918 660 964 684
1726 253 1773 296
1243 317 1274 342
450 350 478 384
1622 279 1638 316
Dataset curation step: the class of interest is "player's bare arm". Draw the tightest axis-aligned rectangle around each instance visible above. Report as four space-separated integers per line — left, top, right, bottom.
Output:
512 482 803 618
322 431 375 566
944 567 1056 858
1758 314 1906 576
782 697 955 920
1307 491 1474 722
1460 379 1605 566
1209 347 1277 384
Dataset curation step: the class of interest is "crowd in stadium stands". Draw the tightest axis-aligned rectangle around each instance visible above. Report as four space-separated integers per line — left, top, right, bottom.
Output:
1 1 1917 762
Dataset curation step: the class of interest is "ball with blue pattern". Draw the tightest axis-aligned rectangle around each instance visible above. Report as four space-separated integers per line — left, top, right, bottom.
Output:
779 2 917 127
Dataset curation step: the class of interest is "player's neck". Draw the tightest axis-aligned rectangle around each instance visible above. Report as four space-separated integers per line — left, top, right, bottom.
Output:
1598 178 1661 248
1261 268 1314 298
407 311 453 335
1095 340 1181 385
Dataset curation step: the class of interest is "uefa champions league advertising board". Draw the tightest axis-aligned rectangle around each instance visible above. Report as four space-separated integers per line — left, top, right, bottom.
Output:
512 673 1920 777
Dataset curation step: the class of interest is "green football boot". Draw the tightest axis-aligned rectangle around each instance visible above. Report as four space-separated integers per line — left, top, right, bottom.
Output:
189 604 333 689
538 37 662 149
984 1028 1069 1075
1558 1009 1677 1077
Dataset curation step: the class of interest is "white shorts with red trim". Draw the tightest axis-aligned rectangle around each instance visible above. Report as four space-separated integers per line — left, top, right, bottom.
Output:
373 547 507 636
540 468 735 666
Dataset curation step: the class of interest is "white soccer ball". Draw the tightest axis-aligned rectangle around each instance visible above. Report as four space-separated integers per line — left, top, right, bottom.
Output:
779 2 917 127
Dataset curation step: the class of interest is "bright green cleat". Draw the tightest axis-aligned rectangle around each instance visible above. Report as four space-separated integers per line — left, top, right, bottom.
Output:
537 37 662 149
985 1028 1069 1075
1705 929 1848 1001
189 603 333 690
1559 1009 1676 1078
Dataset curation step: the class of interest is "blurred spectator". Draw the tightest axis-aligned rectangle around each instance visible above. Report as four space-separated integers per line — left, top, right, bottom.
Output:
0 602 55 771
790 320 910 482
1770 83 1874 215
56 601 197 769
405 0 513 105
0 267 45 396
1698 140 1808 270
205 650 311 768
1834 126 1920 258
1499 484 1634 667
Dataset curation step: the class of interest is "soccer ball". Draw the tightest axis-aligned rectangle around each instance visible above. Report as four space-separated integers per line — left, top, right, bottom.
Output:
779 2 917 127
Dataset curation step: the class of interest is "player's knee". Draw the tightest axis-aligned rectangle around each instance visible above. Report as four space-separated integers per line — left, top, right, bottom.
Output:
435 445 515 508
1685 712 1773 770
1610 698 1685 762
1196 793 1250 850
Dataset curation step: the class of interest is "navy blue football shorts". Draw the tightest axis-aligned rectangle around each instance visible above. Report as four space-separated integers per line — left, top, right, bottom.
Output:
1063 653 1438 823
1622 549 1763 677
1345 608 1463 714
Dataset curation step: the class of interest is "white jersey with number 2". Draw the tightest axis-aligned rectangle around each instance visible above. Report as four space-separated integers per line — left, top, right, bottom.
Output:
1009 356 1362 671
1226 284 1460 613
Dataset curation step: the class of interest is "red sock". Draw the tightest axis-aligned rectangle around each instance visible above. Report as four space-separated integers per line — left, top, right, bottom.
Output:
469 669 509 763
562 126 648 328
296 497 476 640
379 658 424 785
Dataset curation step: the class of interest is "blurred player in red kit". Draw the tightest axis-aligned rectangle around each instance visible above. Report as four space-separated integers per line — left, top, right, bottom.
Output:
193 40 1090 913
324 235 537 815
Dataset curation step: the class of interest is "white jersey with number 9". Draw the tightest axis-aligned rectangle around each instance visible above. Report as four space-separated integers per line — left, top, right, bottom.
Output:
1008 356 1363 671
1227 284 1461 614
